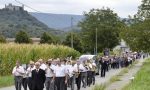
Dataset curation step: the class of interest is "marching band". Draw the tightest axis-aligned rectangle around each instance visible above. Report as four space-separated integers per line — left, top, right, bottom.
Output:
12 52 142 90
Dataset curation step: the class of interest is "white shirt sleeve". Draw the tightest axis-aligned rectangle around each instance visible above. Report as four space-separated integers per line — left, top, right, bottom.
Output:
12 67 16 75
80 64 84 70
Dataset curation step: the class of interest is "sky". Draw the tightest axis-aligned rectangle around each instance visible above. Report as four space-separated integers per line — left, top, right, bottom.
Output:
0 0 142 18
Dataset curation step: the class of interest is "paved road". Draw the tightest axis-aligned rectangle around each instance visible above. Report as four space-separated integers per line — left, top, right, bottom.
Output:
0 68 122 90
106 58 147 90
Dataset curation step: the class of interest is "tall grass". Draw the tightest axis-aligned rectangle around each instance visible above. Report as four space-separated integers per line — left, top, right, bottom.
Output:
0 43 80 76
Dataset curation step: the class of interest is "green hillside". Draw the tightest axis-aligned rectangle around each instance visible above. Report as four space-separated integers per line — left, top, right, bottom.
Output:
0 9 60 38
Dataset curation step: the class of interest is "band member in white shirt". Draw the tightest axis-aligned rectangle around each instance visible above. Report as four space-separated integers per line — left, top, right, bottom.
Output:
66 60 75 90
73 60 84 90
22 64 28 90
26 61 35 90
54 59 67 90
91 61 96 85
86 60 93 87
51 59 57 69
38 59 47 70
12 61 25 90
45 59 55 90
81 60 88 88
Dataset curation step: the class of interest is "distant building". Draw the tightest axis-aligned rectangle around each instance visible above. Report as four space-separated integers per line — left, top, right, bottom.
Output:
5 3 24 11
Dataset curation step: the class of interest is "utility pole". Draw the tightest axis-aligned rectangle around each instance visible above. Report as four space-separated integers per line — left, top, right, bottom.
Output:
96 28 98 55
71 17 74 48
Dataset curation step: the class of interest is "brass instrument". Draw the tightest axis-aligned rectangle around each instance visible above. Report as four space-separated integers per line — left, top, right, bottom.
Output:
75 71 80 78
75 65 80 78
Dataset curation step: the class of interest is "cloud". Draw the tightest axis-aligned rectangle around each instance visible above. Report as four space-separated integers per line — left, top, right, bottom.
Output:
0 0 142 18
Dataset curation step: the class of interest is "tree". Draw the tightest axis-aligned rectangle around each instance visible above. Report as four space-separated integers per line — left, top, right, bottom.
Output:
121 0 150 52
0 34 6 43
15 31 31 43
79 8 124 53
63 33 83 52
136 0 150 20
40 32 53 44
121 19 150 52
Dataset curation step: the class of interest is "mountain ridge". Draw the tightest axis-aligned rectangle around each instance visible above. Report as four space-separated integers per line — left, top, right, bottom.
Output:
30 12 84 30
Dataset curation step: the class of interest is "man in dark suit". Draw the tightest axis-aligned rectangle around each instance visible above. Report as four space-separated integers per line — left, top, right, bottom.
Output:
32 62 46 90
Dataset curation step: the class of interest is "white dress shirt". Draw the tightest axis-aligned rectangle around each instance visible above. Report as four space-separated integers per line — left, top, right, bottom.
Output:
54 65 66 77
40 63 47 70
66 65 74 77
27 66 35 77
45 66 54 77
73 64 85 72
12 66 25 76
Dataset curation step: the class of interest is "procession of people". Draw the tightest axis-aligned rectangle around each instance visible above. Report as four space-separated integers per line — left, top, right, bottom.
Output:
12 51 142 90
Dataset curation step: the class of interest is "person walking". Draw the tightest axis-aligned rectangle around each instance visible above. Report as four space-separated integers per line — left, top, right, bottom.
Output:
12 61 25 90
45 59 55 90
81 61 87 88
26 61 35 90
32 62 46 90
22 64 28 90
74 60 84 90
66 60 75 90
54 59 68 90
100 57 107 77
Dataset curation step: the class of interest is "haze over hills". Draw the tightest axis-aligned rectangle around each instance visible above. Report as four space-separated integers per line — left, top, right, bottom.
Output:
30 12 84 31
0 4 60 38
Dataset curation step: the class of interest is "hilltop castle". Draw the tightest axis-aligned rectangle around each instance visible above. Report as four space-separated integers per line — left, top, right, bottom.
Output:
5 3 24 11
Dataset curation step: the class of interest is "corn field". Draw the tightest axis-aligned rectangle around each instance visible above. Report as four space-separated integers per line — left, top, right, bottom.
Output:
0 43 80 76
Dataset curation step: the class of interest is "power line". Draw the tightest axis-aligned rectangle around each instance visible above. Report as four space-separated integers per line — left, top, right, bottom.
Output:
14 0 43 13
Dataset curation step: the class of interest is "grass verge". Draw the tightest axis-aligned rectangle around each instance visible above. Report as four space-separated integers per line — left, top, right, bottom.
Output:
122 59 150 90
0 75 14 88
92 84 106 90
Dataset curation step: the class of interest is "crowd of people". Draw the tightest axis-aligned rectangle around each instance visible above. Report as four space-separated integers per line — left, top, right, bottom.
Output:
12 51 142 90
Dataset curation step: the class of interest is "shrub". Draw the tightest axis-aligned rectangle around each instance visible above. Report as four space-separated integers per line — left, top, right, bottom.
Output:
0 35 6 43
40 32 53 44
15 31 32 43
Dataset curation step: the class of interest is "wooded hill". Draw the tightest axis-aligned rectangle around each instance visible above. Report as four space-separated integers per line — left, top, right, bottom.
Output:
0 9 61 38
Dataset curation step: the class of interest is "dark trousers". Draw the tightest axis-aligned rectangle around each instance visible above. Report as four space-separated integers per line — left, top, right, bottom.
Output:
101 67 106 77
15 76 23 90
22 78 27 90
45 77 54 90
91 71 95 85
68 76 75 90
87 71 92 86
81 72 87 88
116 62 120 69
55 77 67 90
33 86 42 90
27 77 32 90
106 64 109 71
76 74 81 90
